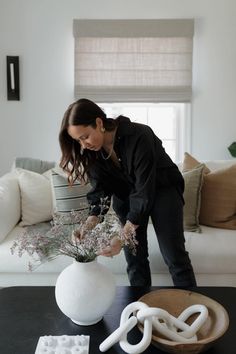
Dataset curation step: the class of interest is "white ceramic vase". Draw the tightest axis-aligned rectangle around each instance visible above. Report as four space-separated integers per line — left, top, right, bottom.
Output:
55 259 116 325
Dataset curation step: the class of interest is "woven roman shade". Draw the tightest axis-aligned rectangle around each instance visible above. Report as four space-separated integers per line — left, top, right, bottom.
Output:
73 19 194 102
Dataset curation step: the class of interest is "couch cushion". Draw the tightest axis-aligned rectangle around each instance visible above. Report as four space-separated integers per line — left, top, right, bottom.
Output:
51 169 91 213
147 224 236 275
16 169 53 226
184 225 236 274
0 173 21 243
183 164 205 232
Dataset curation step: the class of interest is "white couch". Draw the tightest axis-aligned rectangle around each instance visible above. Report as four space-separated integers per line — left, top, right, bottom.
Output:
0 159 236 287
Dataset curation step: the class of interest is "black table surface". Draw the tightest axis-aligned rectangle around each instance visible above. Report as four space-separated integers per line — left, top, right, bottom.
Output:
0 286 235 354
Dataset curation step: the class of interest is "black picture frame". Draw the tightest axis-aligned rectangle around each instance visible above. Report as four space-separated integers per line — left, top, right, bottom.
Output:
7 56 20 100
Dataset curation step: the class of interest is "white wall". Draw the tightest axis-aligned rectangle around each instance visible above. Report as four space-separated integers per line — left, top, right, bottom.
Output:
0 0 236 175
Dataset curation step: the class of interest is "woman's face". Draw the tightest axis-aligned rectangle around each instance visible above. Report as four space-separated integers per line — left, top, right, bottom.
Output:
68 117 104 151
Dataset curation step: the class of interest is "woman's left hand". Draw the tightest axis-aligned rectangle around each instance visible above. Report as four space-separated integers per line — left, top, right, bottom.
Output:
98 236 123 257
122 221 139 241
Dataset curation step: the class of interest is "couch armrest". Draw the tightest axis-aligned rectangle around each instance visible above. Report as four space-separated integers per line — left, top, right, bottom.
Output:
0 173 21 243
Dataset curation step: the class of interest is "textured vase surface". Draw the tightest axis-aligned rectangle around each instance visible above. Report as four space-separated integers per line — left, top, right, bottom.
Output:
55 259 116 325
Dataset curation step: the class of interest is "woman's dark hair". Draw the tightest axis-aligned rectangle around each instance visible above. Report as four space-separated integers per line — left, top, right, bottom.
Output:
59 98 116 184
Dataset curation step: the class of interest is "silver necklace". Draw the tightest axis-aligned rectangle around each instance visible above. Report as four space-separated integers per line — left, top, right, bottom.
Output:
100 130 116 160
100 147 114 160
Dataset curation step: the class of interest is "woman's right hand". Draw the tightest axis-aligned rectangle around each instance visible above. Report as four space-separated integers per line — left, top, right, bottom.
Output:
72 215 100 243
98 236 123 257
80 215 100 237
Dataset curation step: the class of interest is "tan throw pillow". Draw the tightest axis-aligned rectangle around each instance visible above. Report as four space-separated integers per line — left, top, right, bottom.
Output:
199 165 236 229
183 164 205 232
182 152 211 174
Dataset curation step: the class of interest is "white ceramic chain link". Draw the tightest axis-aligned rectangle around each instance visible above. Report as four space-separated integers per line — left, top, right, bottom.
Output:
99 301 208 354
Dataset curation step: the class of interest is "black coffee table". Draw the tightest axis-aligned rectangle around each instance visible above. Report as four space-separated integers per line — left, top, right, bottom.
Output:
0 286 234 354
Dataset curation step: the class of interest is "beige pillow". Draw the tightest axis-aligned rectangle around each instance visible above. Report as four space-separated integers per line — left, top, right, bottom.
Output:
0 174 20 242
199 165 236 229
182 152 236 229
16 169 53 226
182 152 211 174
183 164 205 232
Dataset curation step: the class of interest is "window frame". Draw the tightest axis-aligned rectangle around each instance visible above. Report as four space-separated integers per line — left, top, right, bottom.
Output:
100 102 191 163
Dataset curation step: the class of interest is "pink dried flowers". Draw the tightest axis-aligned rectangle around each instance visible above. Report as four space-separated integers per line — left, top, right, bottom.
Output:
11 198 137 271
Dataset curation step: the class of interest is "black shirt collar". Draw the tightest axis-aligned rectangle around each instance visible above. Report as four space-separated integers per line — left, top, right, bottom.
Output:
115 116 134 139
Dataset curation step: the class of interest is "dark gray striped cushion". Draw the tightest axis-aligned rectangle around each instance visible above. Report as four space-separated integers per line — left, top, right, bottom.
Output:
51 170 91 213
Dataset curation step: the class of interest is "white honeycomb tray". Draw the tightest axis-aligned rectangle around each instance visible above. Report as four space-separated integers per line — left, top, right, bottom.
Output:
35 335 90 354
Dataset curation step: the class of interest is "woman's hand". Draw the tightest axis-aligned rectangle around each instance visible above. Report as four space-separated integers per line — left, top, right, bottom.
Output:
72 216 100 242
84 215 100 230
81 215 100 236
98 236 123 257
122 221 139 241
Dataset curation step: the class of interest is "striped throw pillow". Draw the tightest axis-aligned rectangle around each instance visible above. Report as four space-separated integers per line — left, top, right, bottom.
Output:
51 170 91 213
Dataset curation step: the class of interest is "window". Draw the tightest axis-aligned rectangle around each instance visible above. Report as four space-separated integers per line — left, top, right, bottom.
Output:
100 102 190 163
73 19 194 161
73 19 194 103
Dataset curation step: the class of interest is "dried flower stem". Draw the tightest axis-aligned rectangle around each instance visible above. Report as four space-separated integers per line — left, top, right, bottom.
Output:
11 198 138 270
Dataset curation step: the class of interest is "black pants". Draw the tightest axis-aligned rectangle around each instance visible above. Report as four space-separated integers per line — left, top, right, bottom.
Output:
113 186 197 287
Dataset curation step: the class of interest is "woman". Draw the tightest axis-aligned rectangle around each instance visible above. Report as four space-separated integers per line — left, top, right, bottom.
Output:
59 98 196 287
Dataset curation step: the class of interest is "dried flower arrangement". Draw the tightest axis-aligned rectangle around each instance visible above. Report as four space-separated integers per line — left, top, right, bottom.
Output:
11 198 138 271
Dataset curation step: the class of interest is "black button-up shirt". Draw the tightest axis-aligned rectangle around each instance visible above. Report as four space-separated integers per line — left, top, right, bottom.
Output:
87 116 184 225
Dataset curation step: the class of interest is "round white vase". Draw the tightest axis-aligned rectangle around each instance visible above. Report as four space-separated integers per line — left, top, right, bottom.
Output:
55 259 116 325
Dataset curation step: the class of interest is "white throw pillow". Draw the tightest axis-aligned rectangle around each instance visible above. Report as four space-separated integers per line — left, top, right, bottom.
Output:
0 173 21 242
16 169 53 226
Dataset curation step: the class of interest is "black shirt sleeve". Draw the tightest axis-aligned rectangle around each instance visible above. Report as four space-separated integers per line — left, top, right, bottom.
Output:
126 127 159 224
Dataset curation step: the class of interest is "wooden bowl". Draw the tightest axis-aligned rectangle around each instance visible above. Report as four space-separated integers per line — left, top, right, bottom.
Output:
138 289 229 354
